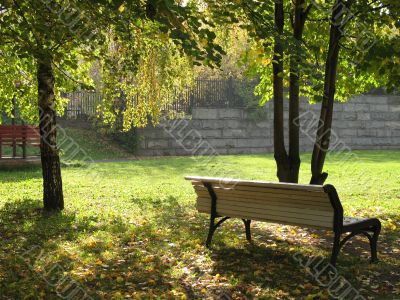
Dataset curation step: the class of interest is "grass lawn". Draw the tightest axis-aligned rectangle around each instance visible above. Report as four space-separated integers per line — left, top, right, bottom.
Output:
0 150 399 299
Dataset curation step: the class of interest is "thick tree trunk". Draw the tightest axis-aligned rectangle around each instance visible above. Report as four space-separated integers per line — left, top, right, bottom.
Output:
37 55 64 210
288 0 309 183
310 0 344 185
273 0 291 182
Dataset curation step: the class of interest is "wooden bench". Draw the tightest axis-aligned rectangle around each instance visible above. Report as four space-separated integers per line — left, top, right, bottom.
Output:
185 176 381 266
0 125 40 159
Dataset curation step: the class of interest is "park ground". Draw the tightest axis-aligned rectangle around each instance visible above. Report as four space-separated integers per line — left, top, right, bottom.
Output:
0 139 399 299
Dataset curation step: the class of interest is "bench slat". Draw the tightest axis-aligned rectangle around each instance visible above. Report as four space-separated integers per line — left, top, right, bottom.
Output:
0 140 39 142
192 183 325 198
0 131 38 134
0 137 40 140
196 197 333 215
186 176 324 192
0 132 40 138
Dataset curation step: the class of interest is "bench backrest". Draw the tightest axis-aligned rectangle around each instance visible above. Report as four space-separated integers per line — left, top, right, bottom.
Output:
186 176 342 230
0 125 40 144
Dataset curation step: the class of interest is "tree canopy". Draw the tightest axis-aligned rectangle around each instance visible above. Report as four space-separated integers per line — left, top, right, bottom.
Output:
0 0 225 124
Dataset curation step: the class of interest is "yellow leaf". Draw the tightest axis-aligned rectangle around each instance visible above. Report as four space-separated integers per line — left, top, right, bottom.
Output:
118 4 125 13
262 58 271 66
144 256 154 263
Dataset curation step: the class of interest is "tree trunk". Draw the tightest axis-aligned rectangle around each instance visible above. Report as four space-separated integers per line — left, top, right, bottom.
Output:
310 0 345 185
288 0 309 183
37 55 64 210
273 0 291 182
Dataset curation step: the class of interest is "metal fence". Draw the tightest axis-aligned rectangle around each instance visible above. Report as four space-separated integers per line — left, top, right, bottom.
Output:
62 91 103 118
62 78 259 118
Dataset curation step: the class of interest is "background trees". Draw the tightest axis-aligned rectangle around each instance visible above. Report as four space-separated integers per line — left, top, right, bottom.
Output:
0 0 224 211
206 0 399 184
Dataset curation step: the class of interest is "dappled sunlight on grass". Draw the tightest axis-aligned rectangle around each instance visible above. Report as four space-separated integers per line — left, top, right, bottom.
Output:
0 150 399 298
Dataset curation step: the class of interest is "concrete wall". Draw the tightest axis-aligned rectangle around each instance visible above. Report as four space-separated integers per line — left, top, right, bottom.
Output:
136 95 400 156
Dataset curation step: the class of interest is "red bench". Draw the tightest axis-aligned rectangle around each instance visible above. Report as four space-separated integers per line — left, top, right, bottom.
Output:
0 125 40 158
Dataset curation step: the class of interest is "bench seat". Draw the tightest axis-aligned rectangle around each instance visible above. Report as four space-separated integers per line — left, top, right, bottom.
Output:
185 176 381 266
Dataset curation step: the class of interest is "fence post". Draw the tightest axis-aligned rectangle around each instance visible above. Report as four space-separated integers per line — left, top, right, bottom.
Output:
61 92 68 118
228 77 234 108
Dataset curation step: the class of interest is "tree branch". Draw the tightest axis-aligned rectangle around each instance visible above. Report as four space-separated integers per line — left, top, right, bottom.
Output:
52 62 91 88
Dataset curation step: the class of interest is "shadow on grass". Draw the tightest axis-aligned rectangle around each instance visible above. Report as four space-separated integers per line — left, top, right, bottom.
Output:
1 197 399 299
179 212 400 299
0 197 201 298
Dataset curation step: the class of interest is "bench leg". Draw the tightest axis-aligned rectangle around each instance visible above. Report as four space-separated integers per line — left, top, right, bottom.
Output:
370 223 381 263
330 232 341 267
242 219 251 242
206 216 230 248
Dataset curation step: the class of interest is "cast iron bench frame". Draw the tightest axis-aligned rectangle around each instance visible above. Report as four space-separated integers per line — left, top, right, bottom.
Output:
186 176 381 266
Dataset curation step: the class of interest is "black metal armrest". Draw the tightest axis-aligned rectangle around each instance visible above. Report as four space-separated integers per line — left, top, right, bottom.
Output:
342 217 381 233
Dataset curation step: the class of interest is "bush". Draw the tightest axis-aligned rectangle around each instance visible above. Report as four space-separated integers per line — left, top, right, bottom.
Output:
110 128 140 154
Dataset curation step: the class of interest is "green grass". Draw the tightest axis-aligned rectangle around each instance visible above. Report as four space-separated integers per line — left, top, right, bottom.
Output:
58 127 133 161
0 150 399 299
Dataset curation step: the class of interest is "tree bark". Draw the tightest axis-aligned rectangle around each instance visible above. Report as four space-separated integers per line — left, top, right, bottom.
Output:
273 0 291 182
288 0 309 183
310 0 345 185
37 55 64 210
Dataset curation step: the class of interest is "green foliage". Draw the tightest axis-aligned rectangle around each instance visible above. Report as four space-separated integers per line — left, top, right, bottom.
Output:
194 24 254 79
0 0 225 127
206 0 400 104
233 79 268 121
57 126 132 161
110 128 141 154
97 20 196 129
